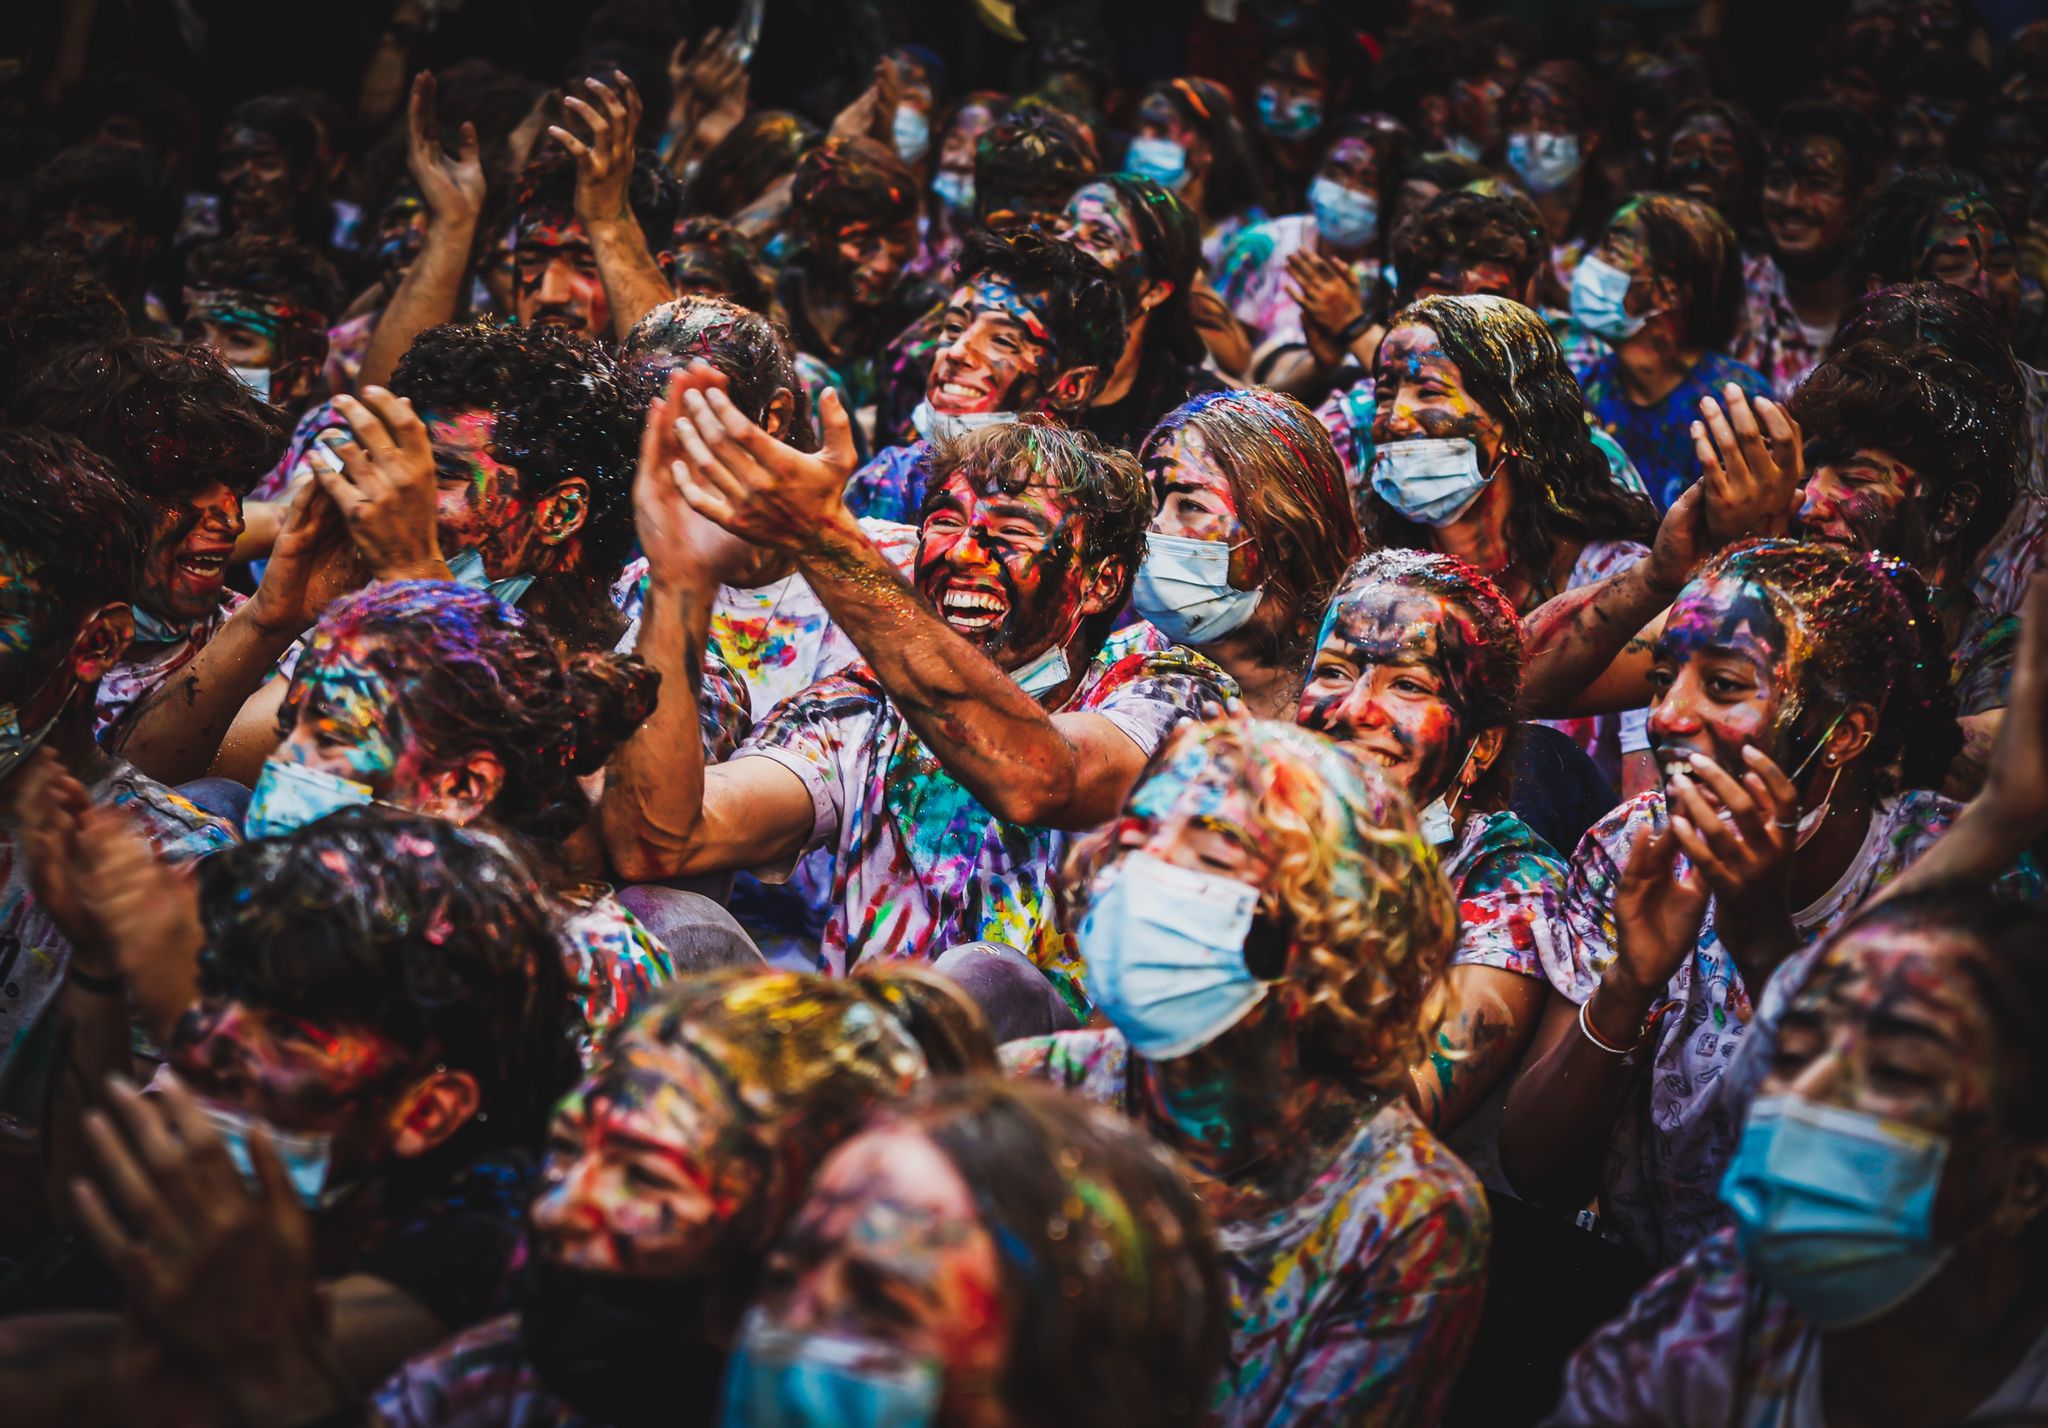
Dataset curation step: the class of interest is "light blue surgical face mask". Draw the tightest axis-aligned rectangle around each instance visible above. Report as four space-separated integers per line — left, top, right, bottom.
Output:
931 170 975 217
1257 86 1322 139
1570 253 1649 343
1133 533 1262 644
1444 133 1484 163
1370 437 1496 527
1505 129 1583 194
1126 136 1190 191
245 757 375 839
1080 851 1269 1059
1010 640 1071 699
911 401 1019 445
446 544 538 607
720 1316 941 1428
1309 176 1379 249
197 1100 343 1210
1720 1095 1954 1330
129 604 191 644
892 104 930 164
230 364 273 402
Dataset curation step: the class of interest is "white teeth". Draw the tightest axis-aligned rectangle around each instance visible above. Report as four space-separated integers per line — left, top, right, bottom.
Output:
939 382 981 399
1663 761 1690 781
943 590 1004 612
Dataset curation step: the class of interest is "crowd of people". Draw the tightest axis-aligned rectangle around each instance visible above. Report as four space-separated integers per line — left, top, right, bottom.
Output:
3 0 2048 1423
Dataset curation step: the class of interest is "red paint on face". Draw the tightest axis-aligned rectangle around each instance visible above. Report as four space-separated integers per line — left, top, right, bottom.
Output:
927 277 1058 416
168 998 412 1135
425 409 542 579
1646 573 1795 800
1799 448 1919 552
514 218 611 341
915 464 1088 670
142 479 245 624
1144 426 1261 590
1916 197 2021 331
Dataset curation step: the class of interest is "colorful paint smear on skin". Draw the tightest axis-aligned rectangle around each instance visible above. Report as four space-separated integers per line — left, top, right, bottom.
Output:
1799 447 1919 553
167 998 414 1134
1372 323 1503 449
1665 111 1746 219
1300 584 1472 804
141 479 245 624
913 464 1088 669
216 123 297 234
424 409 547 581
1648 570 1803 787
1058 182 1147 290
1761 135 1853 261
277 635 406 783
514 216 610 341
1144 424 1258 580
1916 195 2021 329
928 277 1059 416
373 187 430 283
0 544 48 660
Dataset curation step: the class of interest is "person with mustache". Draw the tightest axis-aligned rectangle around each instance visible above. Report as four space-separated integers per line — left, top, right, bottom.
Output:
1734 100 1885 401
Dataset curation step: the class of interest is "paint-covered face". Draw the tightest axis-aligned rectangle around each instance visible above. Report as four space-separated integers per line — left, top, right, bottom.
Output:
194 314 277 370
1914 196 2020 331
1371 324 1504 463
1506 78 1584 150
168 997 413 1142
1591 207 1667 322
1135 93 1203 159
1974 112 2044 243
1258 46 1327 135
915 463 1090 671
1893 92 1962 174
0 542 60 713
749 1125 1008 1418
1647 573 1801 801
373 187 430 284
826 215 918 308
425 409 561 579
1406 255 1523 303
1144 425 1259 590
531 1035 764 1276
141 479 245 624
1451 73 1508 153
274 633 409 788
217 124 299 235
1298 583 1476 804
1664 112 1746 221
1057 183 1146 289
1317 136 1381 199
514 215 609 341
938 103 998 186
928 276 1060 416
1767 925 2004 1143
1763 136 1854 262
1799 447 1920 553
1112 731 1277 886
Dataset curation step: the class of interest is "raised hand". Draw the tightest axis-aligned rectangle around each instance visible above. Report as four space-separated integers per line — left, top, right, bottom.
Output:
551 71 643 229
245 479 362 640
81 807 205 1040
1284 249 1365 340
669 375 862 556
405 72 485 229
1691 384 1803 549
636 367 761 592
313 388 448 582
1609 818 1709 1006
16 750 106 964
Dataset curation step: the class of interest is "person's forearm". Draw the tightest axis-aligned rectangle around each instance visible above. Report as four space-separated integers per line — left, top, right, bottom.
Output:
116 603 304 784
591 218 674 343
1519 559 1675 717
45 974 130 1229
1874 791 2048 909
358 219 476 390
601 576 716 880
797 514 1092 827
1498 981 1655 1206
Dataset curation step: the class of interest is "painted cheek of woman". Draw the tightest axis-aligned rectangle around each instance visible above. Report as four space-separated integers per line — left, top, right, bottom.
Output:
1144 427 1262 589
1645 575 1796 779
1798 452 1918 551
1918 200 2022 327
1297 588 1473 800
277 639 405 787
1058 184 1143 279
1371 327 1503 456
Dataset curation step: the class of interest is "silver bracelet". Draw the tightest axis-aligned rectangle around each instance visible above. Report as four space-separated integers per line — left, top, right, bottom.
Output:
1578 996 1635 1056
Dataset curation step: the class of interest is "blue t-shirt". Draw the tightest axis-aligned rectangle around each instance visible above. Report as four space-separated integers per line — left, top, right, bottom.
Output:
1580 351 1770 511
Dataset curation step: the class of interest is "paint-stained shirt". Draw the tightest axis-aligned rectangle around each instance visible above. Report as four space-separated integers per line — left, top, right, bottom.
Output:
1581 351 1771 512
842 440 933 526
1554 788 2039 1268
95 595 247 743
736 623 1235 1005
375 1312 587 1428
1215 214 1376 377
1733 252 1832 401
553 885 675 1067
1003 1027 1489 1428
0 760 237 1145
1547 1227 2048 1427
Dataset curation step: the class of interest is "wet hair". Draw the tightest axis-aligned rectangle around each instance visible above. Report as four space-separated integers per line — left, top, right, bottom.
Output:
1608 192 1746 350
923 420 1149 656
1140 390 1362 660
1768 99 1886 197
1369 295 1658 589
1689 539 1958 793
0 246 128 390
791 136 920 246
12 337 289 505
890 1077 1228 1428
975 106 1098 228
599 967 997 1251
183 232 346 386
0 426 156 635
1319 549 1525 810
195 807 578 1163
1389 189 1547 301
1088 175 1203 364
1656 99 1766 230
667 215 771 312
1828 282 2025 414
296 581 660 845
390 322 643 577
1143 76 1266 218
1790 339 2019 570
622 296 817 453
514 146 685 258
1854 165 2011 287
685 110 820 220
954 227 1128 384
25 142 174 242
1065 716 1458 1093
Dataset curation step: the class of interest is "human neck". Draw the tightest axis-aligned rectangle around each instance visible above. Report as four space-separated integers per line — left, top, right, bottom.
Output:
1092 310 1153 407
1614 329 1700 406
1786 768 1877 911
1433 475 1520 587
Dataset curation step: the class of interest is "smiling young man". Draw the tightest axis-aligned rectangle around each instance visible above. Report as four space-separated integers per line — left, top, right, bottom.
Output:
843 229 1126 526
605 379 1231 1010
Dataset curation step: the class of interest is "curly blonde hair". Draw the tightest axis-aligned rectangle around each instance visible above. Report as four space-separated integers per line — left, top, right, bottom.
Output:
1064 716 1457 1094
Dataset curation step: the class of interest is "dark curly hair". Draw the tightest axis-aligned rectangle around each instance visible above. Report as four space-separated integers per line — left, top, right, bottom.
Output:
0 246 128 390
1691 539 1957 793
1368 294 1657 603
668 215 771 312
1790 339 2019 571
0 425 156 631
514 144 685 259
921 419 1149 657
1767 99 1886 199
791 136 920 245
185 231 345 319
11 336 290 504
685 110 820 221
955 228 1128 392
295 581 661 846
975 105 1098 228
390 322 643 578
194 806 578 1170
622 296 817 453
1606 192 1746 351
1853 165 2010 287
1390 188 1548 301
1827 282 2027 447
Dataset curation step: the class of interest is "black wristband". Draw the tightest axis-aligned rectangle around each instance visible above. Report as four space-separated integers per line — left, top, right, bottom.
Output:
66 964 122 997
1337 313 1375 347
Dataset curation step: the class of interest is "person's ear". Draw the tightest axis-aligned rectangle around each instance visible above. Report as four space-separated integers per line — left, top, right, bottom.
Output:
1465 724 1509 785
1077 551 1128 619
1136 277 1175 319
417 750 506 826
764 386 797 441
1822 703 1879 770
1931 480 1979 549
1046 364 1104 411
387 1068 484 1158
534 478 590 546
69 604 136 686
1992 1139 2048 1237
